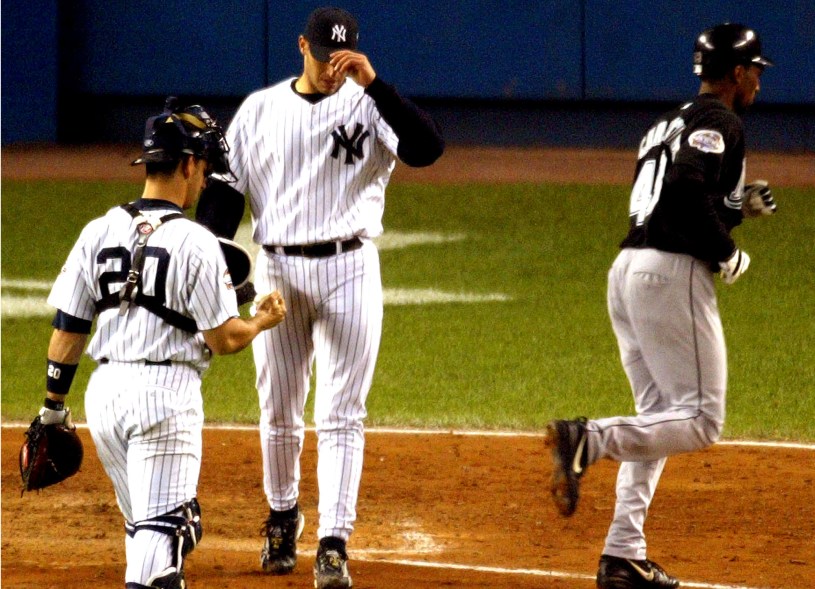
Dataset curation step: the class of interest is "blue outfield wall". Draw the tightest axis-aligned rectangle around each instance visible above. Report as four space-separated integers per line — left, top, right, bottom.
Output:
1 0 59 143
2 1 813 150
584 0 815 104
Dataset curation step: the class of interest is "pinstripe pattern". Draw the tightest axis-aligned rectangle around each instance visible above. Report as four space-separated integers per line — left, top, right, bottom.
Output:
224 72 397 546
126 532 173 585
253 242 382 540
85 363 203 520
85 362 203 584
48 201 239 585
225 77 398 246
48 205 239 371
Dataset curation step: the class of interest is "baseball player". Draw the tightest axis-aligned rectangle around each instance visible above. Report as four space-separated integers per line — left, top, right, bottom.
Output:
195 6 443 588
544 23 775 589
37 97 286 589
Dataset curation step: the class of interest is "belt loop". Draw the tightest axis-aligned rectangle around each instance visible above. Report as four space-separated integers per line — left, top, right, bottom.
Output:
274 246 285 255
336 241 342 255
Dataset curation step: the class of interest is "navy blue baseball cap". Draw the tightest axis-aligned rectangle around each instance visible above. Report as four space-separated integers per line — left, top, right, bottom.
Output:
303 7 359 62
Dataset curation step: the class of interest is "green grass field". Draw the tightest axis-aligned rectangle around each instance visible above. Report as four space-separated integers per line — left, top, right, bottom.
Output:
2 179 813 441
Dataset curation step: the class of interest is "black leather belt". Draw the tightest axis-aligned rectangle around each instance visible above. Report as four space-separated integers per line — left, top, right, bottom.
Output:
99 358 172 366
263 237 363 258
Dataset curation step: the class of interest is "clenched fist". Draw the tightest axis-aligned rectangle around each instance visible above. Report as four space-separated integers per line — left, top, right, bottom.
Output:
254 291 287 329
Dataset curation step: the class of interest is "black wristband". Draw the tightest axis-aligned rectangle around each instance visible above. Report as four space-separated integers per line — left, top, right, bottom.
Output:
46 360 78 395
44 397 65 411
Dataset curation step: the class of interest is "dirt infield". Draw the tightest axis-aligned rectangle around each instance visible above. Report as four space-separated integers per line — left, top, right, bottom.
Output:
2 427 814 589
2 144 813 186
2 145 814 588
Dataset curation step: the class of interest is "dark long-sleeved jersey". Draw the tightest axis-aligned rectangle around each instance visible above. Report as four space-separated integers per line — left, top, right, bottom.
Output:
620 93 746 268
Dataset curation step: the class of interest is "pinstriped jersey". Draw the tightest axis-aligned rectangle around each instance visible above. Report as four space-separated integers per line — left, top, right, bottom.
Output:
223 77 400 246
48 201 239 371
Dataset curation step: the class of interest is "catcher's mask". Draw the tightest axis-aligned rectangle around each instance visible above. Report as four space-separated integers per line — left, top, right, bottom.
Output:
131 96 234 181
693 23 773 79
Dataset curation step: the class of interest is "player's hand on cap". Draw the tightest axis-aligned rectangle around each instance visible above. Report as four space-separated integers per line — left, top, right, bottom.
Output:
742 180 776 217
253 290 287 329
719 248 750 285
330 50 376 87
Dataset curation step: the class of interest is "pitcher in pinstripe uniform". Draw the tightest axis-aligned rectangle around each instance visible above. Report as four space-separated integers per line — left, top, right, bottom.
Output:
40 98 286 589
195 7 444 587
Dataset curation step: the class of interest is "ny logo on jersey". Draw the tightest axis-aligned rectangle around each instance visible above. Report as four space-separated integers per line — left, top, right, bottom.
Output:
332 24 347 42
331 123 370 164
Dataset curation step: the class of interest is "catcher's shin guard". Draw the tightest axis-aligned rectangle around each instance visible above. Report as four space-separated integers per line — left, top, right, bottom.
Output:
125 566 186 589
125 569 183 589
125 499 203 588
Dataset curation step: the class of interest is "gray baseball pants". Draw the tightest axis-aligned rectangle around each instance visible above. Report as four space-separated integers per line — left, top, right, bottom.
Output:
587 247 727 560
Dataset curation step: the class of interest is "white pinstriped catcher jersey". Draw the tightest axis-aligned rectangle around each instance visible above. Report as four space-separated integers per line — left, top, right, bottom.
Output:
223 77 400 245
48 204 239 371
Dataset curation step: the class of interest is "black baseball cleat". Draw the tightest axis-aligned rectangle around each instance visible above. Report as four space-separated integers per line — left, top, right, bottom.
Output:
260 505 305 574
596 554 680 589
313 536 353 589
544 417 588 516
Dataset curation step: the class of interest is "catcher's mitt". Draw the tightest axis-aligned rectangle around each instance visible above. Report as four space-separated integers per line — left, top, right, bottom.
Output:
19 415 83 493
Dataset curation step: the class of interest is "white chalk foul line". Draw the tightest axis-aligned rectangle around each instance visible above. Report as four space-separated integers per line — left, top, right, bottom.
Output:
5 422 810 450
1 278 54 290
232 227 468 256
193 533 766 588
0 420 798 588
354 558 769 589
164 423 815 450
384 287 510 305
0 290 511 318
1 294 53 317
374 231 468 251
0 421 811 451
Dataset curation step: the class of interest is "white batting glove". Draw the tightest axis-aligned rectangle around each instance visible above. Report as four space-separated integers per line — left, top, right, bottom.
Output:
742 180 776 217
719 249 751 285
39 406 75 429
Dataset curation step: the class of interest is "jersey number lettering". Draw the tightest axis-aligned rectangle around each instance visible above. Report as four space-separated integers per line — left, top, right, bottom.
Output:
629 151 669 227
97 246 171 304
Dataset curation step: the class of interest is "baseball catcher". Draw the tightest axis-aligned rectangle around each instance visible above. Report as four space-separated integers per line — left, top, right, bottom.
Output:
20 405 83 493
37 95 287 589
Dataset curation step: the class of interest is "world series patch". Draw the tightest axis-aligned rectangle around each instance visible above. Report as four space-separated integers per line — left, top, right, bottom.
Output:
687 129 725 154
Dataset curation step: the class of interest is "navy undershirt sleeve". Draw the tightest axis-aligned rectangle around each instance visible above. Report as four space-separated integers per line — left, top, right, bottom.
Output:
364 77 445 167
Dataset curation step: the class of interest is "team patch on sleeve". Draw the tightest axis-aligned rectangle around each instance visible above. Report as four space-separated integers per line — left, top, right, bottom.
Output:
687 129 725 154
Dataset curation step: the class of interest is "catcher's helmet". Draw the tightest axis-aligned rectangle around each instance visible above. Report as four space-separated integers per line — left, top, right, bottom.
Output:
131 96 232 178
693 23 773 79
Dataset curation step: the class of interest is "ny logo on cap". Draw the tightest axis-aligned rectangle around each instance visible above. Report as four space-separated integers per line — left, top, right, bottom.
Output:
331 24 347 42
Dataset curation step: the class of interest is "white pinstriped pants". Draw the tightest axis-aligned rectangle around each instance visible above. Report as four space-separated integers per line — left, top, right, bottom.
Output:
85 362 203 583
253 239 383 541
589 248 727 560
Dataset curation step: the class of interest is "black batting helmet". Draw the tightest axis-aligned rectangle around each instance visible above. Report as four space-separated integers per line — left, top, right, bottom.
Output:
693 23 773 79
131 96 232 178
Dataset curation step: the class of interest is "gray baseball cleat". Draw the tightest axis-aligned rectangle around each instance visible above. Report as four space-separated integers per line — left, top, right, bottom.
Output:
260 506 305 574
313 536 352 589
544 417 588 516
596 554 680 589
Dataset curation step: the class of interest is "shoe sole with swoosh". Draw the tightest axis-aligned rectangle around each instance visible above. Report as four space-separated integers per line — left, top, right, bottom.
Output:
544 419 586 517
